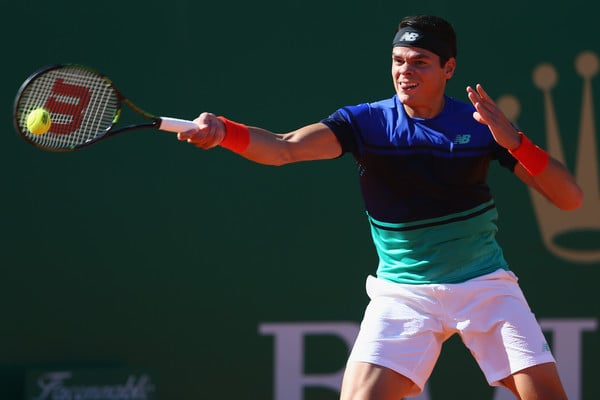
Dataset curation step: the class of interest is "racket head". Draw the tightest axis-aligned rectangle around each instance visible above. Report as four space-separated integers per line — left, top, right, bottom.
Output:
13 64 124 152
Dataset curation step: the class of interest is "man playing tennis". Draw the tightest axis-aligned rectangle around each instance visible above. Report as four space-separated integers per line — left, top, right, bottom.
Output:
178 14 581 400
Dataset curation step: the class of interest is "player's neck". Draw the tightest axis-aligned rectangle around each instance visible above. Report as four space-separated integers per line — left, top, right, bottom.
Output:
403 96 445 119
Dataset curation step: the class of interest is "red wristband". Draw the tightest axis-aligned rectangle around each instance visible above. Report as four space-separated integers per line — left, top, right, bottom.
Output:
217 116 250 153
509 132 550 176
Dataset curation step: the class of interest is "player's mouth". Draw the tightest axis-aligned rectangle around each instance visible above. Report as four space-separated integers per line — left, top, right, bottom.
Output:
399 82 418 91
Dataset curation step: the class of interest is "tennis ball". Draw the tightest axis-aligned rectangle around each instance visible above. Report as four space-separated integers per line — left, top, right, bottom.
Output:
26 108 51 135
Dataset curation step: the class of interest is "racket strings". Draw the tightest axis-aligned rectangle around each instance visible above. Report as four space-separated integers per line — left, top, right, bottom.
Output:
16 66 119 150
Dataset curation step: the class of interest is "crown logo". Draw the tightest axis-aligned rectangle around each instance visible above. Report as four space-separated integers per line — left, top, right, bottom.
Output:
497 51 600 264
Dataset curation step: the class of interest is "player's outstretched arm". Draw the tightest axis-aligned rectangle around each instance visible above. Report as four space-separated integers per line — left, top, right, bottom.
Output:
177 112 342 166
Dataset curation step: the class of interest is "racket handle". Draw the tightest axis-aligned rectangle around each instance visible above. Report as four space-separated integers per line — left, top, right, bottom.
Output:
158 117 198 133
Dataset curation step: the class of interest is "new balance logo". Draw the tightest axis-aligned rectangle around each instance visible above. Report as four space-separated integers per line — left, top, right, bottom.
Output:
542 343 551 352
454 134 471 144
399 32 420 42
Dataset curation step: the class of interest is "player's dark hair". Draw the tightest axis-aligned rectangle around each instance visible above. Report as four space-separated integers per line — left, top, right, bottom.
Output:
397 15 457 66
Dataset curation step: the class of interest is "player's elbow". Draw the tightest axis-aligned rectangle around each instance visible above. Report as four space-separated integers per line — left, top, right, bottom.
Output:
558 186 584 210
546 182 584 210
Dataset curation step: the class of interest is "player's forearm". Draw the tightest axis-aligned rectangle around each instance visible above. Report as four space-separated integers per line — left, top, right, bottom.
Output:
239 127 296 166
531 158 583 210
179 115 341 165
516 159 583 211
223 123 342 166
210 117 292 165
509 132 583 210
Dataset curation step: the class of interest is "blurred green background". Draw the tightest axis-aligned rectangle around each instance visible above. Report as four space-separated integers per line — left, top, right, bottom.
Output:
2 1 599 399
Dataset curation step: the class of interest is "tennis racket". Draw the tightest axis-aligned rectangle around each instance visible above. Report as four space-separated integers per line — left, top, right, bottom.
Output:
13 64 197 152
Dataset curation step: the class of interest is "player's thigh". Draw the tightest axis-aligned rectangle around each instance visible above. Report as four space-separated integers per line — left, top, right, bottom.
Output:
458 271 556 384
500 362 567 400
340 361 415 400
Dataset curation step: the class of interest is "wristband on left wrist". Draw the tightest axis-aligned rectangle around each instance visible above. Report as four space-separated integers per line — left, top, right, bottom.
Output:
509 132 550 176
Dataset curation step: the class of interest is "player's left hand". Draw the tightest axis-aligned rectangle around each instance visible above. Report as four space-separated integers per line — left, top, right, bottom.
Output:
467 84 521 150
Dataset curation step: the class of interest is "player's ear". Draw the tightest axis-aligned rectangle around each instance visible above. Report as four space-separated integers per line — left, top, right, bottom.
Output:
444 58 456 78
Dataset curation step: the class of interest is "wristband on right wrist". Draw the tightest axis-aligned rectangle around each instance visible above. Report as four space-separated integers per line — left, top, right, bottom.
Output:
217 116 250 154
509 132 550 176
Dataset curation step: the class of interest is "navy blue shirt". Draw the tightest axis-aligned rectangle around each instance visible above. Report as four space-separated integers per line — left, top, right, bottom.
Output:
322 94 517 223
321 95 518 283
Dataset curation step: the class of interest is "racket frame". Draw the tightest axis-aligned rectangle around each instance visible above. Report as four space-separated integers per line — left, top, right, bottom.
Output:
13 64 195 152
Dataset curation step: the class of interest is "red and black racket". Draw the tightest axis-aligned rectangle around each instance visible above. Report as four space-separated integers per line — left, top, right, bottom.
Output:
13 64 197 152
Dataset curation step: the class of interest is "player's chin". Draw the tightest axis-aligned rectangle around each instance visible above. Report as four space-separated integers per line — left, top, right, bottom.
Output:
396 91 415 105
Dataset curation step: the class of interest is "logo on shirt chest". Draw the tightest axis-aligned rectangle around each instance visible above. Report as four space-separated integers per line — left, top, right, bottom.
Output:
453 134 472 145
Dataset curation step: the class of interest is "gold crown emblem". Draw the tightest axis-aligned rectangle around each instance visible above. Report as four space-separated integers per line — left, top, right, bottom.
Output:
497 51 600 264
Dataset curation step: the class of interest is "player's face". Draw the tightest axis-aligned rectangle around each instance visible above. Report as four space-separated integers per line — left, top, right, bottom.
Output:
391 46 455 118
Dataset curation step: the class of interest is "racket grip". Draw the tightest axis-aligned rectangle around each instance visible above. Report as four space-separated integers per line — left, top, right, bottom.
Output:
158 117 198 133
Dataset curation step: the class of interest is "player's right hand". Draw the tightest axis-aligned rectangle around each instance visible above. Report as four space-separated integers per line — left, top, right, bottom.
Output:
177 112 226 149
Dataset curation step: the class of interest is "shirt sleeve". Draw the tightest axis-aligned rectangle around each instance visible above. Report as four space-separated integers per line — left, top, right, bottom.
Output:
495 144 519 172
320 108 358 155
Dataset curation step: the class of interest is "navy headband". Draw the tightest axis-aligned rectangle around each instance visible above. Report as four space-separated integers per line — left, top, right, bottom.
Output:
392 27 454 60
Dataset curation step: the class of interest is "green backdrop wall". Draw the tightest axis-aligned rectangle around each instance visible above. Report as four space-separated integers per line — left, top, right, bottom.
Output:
2 1 599 399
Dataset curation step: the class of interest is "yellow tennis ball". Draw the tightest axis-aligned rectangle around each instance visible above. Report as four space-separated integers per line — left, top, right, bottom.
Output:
26 108 51 135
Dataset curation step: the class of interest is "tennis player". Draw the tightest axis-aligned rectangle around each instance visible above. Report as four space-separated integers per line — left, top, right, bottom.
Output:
178 14 582 400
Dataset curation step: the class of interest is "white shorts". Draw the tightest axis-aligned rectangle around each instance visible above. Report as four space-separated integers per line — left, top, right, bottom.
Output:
347 269 555 397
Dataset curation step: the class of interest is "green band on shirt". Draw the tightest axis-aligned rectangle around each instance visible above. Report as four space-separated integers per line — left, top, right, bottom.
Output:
368 200 509 284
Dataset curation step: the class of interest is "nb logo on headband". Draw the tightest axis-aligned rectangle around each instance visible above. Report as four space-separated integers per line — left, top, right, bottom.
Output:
398 32 420 42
